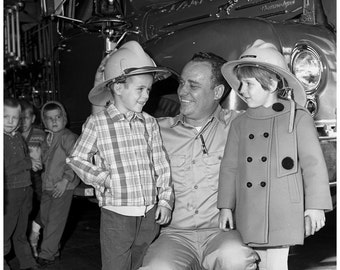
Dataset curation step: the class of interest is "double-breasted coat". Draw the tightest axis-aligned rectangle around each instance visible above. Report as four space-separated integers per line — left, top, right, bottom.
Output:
217 99 332 247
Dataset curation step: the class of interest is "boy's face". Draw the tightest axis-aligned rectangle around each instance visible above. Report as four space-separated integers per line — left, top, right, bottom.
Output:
4 105 21 134
44 108 65 133
21 109 36 133
238 77 274 108
114 74 153 114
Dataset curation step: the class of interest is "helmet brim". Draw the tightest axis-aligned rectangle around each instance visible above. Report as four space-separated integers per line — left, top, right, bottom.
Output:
88 66 173 106
221 60 307 107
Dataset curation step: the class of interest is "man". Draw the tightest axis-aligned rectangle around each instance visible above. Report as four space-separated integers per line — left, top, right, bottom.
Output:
139 52 258 269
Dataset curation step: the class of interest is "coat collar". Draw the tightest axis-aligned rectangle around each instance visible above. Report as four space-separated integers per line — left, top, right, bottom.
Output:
246 99 292 119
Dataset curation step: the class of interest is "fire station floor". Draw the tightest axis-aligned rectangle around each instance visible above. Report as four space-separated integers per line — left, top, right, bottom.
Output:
8 197 336 270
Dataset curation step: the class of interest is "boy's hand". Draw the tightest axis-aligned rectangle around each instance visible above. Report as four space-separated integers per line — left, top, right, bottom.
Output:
53 179 68 198
31 159 42 172
304 209 326 237
30 146 42 172
155 205 172 225
219 208 234 231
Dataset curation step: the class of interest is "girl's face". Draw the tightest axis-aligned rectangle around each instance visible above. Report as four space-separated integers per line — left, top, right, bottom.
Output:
238 77 276 108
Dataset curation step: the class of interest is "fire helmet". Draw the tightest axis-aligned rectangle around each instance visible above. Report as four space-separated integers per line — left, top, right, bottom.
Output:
221 39 306 106
88 41 172 106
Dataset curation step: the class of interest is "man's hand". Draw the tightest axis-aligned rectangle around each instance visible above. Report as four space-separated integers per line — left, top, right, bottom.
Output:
52 179 68 198
304 209 326 237
219 208 234 231
155 205 172 225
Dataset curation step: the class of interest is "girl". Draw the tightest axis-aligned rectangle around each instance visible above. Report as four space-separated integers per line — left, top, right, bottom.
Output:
217 39 332 270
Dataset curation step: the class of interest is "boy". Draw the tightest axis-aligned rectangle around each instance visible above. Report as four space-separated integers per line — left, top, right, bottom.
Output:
67 41 174 270
4 98 39 270
19 99 46 257
218 40 332 269
36 101 80 268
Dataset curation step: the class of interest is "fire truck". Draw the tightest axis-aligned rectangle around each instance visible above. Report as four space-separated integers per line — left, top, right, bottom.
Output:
4 0 336 200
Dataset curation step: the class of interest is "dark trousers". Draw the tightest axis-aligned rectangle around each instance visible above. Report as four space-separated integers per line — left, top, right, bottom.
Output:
4 186 36 269
30 171 42 226
39 190 74 260
100 206 160 270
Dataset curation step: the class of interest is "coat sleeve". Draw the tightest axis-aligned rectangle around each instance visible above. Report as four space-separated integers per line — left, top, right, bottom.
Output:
296 110 332 211
217 119 239 210
62 132 79 183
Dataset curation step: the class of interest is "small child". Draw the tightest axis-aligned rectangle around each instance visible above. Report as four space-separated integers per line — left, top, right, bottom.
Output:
67 41 174 270
19 99 46 257
217 40 332 270
4 98 38 270
36 101 80 268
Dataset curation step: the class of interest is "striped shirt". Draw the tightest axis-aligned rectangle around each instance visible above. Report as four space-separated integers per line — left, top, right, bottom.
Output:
66 104 173 209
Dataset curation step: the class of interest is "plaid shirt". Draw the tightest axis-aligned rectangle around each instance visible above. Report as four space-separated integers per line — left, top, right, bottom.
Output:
67 104 173 209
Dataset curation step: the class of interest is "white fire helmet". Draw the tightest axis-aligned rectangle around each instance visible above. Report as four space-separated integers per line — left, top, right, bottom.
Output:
88 40 172 106
221 39 306 107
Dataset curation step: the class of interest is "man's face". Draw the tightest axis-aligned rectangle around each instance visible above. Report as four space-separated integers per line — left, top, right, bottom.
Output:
177 61 217 125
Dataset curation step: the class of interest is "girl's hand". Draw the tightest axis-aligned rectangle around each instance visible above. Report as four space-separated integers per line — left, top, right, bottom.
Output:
155 205 172 225
219 208 234 231
304 209 326 237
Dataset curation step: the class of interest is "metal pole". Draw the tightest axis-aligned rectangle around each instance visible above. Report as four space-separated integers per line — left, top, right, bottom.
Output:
6 10 12 55
11 8 16 56
15 6 21 59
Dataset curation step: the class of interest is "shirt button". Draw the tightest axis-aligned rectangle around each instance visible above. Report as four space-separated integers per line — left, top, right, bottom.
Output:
246 182 252 188
195 210 199 214
194 185 198 189
261 156 267 162
247 157 253 162
249 134 254 139
260 181 266 187
263 132 269 138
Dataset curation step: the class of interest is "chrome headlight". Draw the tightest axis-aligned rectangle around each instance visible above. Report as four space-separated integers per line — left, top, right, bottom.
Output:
291 44 323 93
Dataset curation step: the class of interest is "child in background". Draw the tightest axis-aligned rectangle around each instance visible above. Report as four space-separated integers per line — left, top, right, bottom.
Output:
67 41 174 270
4 98 39 270
36 101 80 268
19 99 46 258
218 40 332 270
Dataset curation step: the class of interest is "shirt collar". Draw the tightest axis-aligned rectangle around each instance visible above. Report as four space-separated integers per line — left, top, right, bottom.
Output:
106 103 145 122
171 105 223 128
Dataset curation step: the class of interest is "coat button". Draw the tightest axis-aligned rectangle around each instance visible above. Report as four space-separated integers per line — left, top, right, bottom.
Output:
261 156 267 162
282 157 294 170
247 157 253 162
194 185 198 189
249 134 254 139
246 182 252 188
272 102 284 112
263 132 269 138
260 181 266 187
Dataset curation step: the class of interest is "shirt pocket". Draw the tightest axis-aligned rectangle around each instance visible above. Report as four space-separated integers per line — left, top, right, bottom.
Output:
202 151 224 190
169 155 188 193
